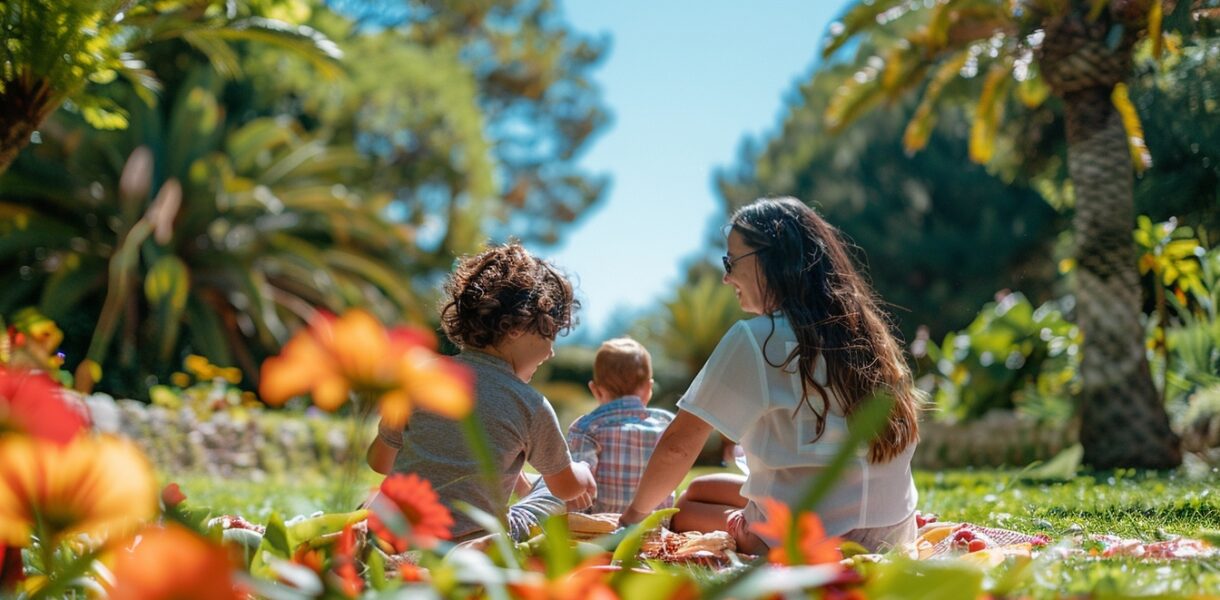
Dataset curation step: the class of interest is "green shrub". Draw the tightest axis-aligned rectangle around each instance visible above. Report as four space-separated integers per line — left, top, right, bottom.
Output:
918 292 1079 423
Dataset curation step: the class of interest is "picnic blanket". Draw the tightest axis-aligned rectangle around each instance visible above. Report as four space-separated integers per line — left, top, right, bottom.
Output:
906 512 1216 563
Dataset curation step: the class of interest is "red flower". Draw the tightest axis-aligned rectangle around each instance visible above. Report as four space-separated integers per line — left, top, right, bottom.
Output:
368 474 453 552
749 498 844 566
0 545 24 591
160 483 187 509
0 367 87 444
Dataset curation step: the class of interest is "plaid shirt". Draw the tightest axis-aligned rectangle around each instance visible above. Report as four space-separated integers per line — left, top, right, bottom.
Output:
566 396 675 514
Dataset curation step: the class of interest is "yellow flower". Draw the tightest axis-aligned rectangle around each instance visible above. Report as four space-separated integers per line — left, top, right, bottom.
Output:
183 355 212 379
169 372 191 388
0 435 157 546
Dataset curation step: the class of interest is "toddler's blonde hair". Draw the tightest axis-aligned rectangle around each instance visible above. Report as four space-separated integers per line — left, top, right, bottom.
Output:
593 337 652 398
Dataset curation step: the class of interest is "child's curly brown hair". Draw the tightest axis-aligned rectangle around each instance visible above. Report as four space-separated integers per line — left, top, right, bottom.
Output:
439 241 579 349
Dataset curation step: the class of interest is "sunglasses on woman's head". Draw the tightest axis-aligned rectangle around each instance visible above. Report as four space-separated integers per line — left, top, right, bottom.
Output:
722 249 763 274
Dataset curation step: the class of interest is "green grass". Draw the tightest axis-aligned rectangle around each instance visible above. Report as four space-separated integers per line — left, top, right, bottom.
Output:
916 469 1220 539
178 466 1220 598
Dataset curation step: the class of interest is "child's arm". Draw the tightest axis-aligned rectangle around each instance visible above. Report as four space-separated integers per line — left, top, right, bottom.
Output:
366 437 397 475
542 461 597 510
366 419 403 475
619 410 713 525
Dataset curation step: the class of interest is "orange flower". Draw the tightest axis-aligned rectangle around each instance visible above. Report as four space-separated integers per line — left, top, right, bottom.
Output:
368 473 454 552
398 562 427 583
749 498 843 566
0 367 87 444
508 557 619 600
383 346 475 427
109 523 245 600
0 435 157 546
260 310 473 425
333 524 363 598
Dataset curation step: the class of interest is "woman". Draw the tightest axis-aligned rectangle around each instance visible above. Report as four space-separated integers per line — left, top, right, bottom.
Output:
617 197 922 553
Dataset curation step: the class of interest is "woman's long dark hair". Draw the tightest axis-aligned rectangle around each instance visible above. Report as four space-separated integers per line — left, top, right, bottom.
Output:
730 197 921 463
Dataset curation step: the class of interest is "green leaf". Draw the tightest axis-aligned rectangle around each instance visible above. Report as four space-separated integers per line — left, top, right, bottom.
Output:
540 514 576 578
716 565 844 599
367 547 388 591
250 512 292 580
144 255 191 361
864 557 984 600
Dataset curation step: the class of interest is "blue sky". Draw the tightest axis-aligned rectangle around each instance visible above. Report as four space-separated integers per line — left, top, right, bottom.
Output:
546 1 846 340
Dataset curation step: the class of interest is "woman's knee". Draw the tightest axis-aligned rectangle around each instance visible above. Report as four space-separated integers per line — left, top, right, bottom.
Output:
682 473 746 505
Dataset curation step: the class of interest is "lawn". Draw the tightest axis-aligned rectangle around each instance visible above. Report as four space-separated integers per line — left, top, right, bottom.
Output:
177 465 1220 598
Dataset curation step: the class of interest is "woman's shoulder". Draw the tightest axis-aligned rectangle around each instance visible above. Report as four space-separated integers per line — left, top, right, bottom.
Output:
734 314 795 342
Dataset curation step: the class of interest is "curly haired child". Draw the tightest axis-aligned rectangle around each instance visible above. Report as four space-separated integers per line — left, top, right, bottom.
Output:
367 241 597 542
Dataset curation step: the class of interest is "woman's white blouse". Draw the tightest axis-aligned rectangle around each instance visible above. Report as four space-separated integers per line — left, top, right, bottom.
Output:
676 315 917 536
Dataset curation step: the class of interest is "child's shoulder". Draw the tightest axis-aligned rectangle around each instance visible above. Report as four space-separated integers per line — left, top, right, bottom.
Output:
645 407 675 426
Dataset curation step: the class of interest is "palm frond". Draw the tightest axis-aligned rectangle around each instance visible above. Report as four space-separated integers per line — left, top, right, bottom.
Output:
823 0 911 59
1111 82 1152 173
969 59 1013 164
902 49 971 153
188 18 345 80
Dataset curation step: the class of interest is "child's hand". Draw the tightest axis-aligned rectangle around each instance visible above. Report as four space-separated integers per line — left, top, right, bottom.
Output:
541 460 597 509
567 461 597 510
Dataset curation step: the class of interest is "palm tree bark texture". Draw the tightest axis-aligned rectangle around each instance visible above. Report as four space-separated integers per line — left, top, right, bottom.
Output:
1039 10 1180 469
0 76 57 176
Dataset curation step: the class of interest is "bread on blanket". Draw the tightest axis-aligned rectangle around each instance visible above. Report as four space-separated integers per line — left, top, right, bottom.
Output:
567 512 620 537
640 528 736 560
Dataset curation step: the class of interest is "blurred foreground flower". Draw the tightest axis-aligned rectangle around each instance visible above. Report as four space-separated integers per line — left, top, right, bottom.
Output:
0 544 23 591
109 523 245 600
508 557 620 600
333 524 363 597
260 309 473 426
750 498 843 566
369 473 454 552
0 366 88 444
0 435 157 546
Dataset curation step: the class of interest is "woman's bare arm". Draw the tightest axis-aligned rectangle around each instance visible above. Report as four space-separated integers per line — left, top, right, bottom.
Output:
619 409 713 525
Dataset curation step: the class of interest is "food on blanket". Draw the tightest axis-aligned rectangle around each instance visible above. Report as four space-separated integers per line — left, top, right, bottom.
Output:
959 543 1033 567
914 511 939 528
567 512 621 537
1082 535 1217 559
208 514 266 534
915 523 955 545
639 528 737 562
919 524 1051 559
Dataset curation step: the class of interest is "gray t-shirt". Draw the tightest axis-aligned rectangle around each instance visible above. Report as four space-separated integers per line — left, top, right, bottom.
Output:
379 349 572 539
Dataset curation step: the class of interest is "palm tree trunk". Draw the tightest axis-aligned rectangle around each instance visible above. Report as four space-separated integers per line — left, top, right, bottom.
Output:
1063 86 1181 469
0 76 57 177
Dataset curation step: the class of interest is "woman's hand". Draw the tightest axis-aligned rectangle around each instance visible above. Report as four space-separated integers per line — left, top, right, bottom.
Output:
617 505 650 529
